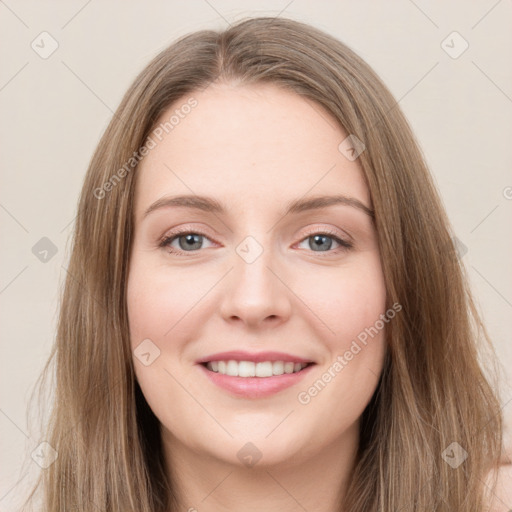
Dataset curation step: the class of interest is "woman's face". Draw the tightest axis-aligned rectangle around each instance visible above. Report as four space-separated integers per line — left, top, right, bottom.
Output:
127 82 387 469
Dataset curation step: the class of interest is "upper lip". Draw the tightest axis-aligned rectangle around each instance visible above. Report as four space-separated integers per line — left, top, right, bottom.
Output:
196 350 315 365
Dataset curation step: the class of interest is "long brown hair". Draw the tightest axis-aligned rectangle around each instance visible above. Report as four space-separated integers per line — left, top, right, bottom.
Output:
22 17 502 511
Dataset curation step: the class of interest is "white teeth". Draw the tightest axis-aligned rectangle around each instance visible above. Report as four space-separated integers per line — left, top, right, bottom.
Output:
255 361 273 377
238 361 256 377
226 360 239 377
284 362 295 374
205 360 309 377
272 361 284 375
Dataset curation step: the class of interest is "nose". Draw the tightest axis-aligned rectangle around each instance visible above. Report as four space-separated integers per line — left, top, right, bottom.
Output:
219 239 292 329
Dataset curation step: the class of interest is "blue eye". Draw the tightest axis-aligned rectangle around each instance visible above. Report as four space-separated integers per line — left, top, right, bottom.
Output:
297 232 352 252
159 229 353 257
159 232 214 255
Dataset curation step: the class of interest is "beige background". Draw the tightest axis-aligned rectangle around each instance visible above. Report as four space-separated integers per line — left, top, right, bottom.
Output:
1 1 511 509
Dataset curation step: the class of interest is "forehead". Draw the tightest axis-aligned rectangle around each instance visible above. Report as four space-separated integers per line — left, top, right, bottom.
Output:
134 82 370 216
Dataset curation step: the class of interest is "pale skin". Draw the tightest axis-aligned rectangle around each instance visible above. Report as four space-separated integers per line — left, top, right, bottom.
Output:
127 82 388 511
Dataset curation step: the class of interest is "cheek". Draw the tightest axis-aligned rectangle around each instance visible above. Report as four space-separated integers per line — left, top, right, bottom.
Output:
126 262 194 420
126 260 203 346
292 254 387 407
127 250 387 360
295 254 387 349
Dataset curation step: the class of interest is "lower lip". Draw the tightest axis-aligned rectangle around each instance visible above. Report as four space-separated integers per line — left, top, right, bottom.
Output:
197 363 315 399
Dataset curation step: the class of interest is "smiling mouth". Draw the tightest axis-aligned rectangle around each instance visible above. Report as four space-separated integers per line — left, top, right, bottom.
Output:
201 360 315 378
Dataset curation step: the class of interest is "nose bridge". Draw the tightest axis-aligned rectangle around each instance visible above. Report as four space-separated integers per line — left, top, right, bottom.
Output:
236 234 274 289
219 233 292 325
234 233 280 296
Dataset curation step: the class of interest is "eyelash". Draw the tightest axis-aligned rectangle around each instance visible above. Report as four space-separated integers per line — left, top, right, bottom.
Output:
158 226 353 257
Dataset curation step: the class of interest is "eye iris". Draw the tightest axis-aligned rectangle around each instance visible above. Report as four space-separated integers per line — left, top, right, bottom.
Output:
310 234 332 251
170 232 341 253
179 233 202 250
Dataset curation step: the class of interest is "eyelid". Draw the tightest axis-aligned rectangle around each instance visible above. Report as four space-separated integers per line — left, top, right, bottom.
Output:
159 224 353 256
299 224 353 244
293 226 353 255
158 224 218 252
159 223 216 241
160 223 351 243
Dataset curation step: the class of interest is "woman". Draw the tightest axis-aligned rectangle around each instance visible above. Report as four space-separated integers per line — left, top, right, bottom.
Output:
23 17 503 511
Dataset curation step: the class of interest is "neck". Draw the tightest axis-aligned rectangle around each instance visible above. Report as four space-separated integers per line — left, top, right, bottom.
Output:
162 424 359 512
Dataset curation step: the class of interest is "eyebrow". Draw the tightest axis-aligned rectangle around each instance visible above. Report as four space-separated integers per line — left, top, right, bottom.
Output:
143 194 374 219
